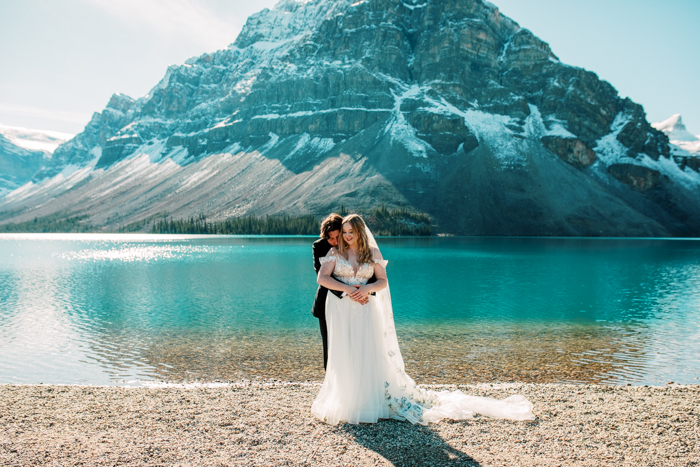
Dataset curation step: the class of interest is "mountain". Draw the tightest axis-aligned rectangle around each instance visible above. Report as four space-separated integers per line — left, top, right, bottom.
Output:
0 134 45 197
652 114 699 144
0 124 73 197
0 124 74 154
652 114 700 170
1 0 699 236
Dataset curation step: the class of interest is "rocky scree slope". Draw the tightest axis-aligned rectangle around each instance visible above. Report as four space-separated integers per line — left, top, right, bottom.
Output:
1 0 698 235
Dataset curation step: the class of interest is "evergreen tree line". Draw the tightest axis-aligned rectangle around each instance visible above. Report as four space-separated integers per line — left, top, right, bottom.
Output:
149 206 433 236
0 206 433 235
0 211 93 233
150 213 320 235
363 205 433 236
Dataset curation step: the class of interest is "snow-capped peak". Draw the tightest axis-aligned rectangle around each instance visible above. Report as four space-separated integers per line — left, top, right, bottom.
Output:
652 114 697 142
652 114 700 157
0 123 74 154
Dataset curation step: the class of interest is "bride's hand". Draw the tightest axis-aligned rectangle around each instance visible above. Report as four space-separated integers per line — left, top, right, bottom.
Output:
348 287 369 305
349 285 370 300
347 285 362 300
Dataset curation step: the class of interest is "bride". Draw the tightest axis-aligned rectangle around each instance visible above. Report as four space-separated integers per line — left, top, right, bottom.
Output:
311 214 535 425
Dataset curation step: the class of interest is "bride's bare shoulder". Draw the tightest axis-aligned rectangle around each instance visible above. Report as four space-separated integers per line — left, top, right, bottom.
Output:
320 248 339 264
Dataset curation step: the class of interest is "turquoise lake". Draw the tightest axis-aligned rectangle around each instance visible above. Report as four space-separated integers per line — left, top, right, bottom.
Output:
0 234 698 386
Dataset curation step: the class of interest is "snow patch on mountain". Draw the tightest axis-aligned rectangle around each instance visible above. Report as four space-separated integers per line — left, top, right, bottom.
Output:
594 112 634 165
422 95 525 166
259 133 281 154
400 2 427 10
252 108 388 120
383 85 431 158
524 105 575 138
381 78 532 165
384 115 430 159
655 154 700 190
284 133 336 161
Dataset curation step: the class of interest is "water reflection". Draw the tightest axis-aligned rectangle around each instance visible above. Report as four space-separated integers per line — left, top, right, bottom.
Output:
0 234 699 386
0 261 116 384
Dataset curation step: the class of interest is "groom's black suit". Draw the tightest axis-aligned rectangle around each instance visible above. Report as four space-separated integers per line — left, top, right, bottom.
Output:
312 237 376 370
312 238 343 370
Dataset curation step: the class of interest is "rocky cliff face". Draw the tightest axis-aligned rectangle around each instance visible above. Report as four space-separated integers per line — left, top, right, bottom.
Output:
1 0 699 235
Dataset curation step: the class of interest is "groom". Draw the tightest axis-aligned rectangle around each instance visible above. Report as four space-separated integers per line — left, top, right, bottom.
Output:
312 213 372 369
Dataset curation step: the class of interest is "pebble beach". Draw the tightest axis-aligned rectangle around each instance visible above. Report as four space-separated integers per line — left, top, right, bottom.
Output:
1 382 698 466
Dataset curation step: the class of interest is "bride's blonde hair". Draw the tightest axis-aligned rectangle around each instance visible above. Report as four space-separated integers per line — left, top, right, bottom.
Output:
338 214 374 264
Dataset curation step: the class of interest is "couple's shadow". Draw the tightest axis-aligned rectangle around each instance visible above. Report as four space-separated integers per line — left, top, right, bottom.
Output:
341 420 480 466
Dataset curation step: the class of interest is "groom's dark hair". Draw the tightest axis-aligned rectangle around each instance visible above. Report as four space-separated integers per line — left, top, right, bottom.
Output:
320 213 343 239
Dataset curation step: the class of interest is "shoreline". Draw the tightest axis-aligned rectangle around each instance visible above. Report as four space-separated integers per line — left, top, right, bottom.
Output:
2 232 700 239
4 379 699 388
2 382 698 466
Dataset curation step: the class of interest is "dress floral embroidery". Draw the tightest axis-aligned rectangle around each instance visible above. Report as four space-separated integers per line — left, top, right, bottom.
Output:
319 249 375 286
384 381 439 423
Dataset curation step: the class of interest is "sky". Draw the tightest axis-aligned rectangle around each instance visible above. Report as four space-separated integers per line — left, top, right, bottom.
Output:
0 0 698 136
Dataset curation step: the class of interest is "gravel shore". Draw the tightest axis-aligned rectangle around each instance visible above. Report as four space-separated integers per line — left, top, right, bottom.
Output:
1 382 698 466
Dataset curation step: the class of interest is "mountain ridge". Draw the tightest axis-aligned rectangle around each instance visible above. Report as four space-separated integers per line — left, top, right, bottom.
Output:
1 0 698 236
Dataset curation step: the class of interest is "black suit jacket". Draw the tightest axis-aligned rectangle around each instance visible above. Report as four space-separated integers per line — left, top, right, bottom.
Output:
312 238 341 318
311 238 377 318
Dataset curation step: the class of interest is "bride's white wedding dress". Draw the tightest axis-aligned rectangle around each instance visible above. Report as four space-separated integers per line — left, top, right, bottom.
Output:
311 246 535 425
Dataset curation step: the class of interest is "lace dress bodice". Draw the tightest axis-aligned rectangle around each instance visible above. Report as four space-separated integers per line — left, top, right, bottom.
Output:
320 249 382 286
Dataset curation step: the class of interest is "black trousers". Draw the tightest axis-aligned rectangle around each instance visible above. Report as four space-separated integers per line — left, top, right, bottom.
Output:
318 311 329 370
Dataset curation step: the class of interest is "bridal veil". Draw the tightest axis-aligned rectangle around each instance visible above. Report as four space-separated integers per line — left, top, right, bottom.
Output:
364 226 535 424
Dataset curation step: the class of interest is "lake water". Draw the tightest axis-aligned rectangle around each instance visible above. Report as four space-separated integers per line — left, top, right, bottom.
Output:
0 234 698 386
